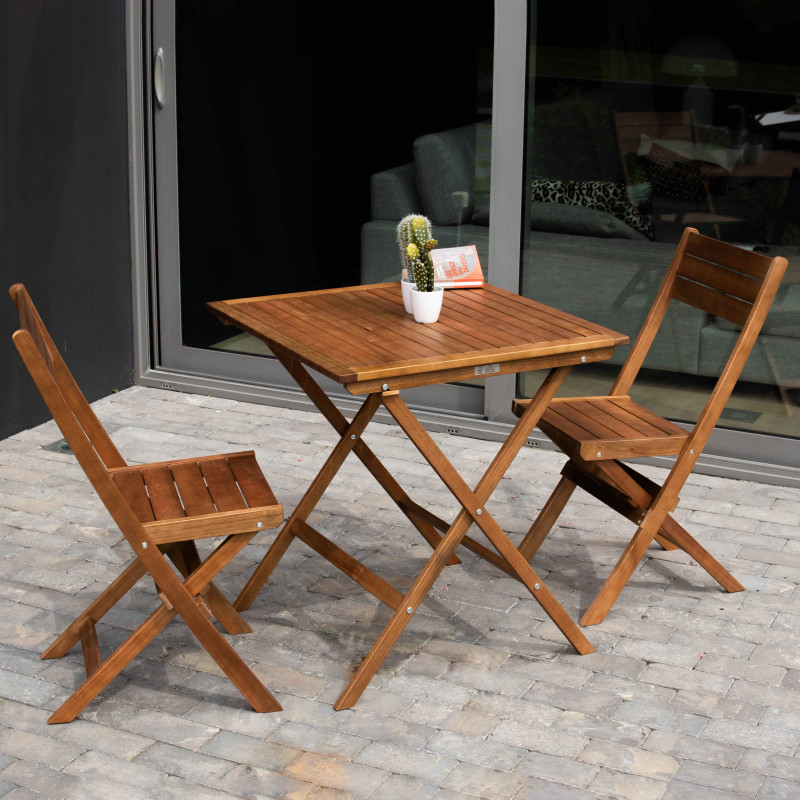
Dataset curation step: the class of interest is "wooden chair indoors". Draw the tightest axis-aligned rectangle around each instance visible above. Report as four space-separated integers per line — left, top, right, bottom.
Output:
10 283 284 722
512 228 787 627
614 110 730 240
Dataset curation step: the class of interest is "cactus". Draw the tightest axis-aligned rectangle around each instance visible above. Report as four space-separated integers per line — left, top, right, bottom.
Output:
396 214 438 292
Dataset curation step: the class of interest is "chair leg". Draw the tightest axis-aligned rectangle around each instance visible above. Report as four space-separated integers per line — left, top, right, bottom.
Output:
518 476 576 562
42 558 147 660
49 604 175 723
660 516 745 593
580 515 663 626
158 535 282 714
168 542 252 634
50 534 280 723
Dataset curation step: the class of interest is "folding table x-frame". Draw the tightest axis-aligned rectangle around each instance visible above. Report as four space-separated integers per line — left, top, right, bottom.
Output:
209 283 627 709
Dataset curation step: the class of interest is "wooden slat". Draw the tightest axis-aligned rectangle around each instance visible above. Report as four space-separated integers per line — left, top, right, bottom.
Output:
612 400 687 437
671 276 752 326
572 399 661 440
537 397 688 461
170 462 216 516
294 520 403 610
555 401 633 441
678 254 762 303
145 507 283 544
333 290 471 356
200 459 247 512
686 233 771 280
141 465 185 520
79 619 101 677
228 454 278 508
111 471 155 522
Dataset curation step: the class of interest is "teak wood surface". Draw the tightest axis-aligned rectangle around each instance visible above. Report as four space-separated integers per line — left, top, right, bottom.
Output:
10 284 284 723
209 282 628 709
512 228 789 627
208 283 627 393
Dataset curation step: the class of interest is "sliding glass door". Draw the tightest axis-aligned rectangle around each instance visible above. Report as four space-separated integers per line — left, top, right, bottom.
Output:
148 0 496 416
518 0 800 470
138 0 799 480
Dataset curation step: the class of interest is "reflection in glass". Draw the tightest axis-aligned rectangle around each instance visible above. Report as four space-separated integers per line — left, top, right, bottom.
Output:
172 1 495 362
519 2 800 439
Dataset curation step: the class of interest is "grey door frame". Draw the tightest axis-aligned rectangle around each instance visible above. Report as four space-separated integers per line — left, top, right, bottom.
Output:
127 0 800 486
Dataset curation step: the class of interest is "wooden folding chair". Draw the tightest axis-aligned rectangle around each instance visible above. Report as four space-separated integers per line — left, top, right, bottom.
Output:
512 229 787 626
10 283 284 722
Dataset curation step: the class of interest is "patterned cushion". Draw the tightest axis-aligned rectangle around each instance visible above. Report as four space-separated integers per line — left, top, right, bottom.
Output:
639 142 729 202
530 179 654 241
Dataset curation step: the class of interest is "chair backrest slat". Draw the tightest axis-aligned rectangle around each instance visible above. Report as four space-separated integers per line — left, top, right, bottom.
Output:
677 254 763 303
10 284 126 471
685 234 772 280
670 276 752 326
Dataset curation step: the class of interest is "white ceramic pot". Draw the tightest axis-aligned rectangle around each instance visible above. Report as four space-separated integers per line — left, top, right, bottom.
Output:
410 285 444 323
400 277 415 313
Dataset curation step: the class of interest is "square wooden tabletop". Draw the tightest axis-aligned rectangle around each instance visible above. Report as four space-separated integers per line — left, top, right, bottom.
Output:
208 283 628 395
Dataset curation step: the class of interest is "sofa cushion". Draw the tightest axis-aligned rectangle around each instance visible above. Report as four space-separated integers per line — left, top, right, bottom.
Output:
413 124 477 225
472 199 648 240
638 142 729 202
530 179 654 240
370 163 423 221
638 134 743 172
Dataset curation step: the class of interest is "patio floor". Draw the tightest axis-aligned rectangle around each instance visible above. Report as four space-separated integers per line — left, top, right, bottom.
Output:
1 385 799 799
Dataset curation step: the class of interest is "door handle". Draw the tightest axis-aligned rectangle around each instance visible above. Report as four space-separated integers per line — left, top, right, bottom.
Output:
154 47 165 108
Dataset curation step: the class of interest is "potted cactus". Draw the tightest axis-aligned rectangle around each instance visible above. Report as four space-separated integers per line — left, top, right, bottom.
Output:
396 214 444 323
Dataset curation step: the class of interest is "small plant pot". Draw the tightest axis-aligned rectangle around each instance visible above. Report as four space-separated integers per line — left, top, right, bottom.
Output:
400 277 415 313
410 285 444 323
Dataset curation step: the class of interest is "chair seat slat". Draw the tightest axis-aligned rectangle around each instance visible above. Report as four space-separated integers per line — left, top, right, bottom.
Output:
142 466 186 520
554 401 633 441
570 399 665 440
607 398 688 437
228 454 278 508
171 462 217 516
112 471 155 522
201 459 248 512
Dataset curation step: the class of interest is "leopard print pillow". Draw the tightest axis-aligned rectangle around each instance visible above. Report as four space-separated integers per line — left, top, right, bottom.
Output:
530 179 654 241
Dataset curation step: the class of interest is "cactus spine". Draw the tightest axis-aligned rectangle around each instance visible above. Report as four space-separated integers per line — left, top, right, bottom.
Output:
397 214 438 292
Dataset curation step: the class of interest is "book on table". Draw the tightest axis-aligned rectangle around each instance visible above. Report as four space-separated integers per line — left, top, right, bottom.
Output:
431 245 484 288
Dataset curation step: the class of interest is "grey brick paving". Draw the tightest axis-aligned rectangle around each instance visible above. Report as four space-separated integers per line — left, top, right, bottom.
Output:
0 385 799 798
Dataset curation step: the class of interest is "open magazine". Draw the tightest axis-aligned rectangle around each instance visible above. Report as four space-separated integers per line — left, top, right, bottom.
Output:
430 245 484 288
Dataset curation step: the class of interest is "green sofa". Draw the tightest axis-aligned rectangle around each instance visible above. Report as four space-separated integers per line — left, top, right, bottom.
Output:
360 93 799 387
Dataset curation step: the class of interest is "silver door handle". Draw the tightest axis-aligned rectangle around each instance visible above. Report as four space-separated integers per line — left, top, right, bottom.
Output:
154 47 165 108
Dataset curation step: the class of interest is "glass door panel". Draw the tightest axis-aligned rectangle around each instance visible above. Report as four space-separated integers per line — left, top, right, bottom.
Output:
519 1 800 440
151 0 495 414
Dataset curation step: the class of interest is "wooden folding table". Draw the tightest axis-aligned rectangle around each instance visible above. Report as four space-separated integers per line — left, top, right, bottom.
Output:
208 282 627 709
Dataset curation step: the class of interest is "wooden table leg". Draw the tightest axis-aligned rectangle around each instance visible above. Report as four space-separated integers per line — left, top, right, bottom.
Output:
335 368 594 709
235 390 383 610
276 352 460 564
383 384 593 653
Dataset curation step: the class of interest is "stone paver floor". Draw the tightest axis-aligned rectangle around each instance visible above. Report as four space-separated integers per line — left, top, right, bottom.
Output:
1 385 799 799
